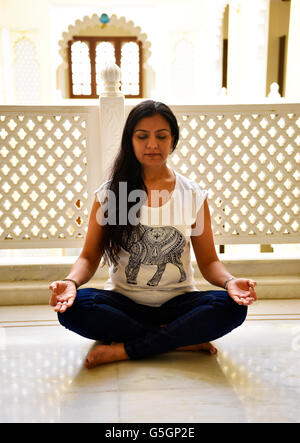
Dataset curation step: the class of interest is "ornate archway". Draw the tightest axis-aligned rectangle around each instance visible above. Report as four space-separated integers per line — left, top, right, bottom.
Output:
57 14 152 98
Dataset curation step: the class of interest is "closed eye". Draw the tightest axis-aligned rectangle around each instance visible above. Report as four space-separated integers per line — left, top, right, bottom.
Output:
136 135 168 140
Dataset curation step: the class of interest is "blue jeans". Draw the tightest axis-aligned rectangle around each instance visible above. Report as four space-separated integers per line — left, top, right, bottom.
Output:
57 288 247 360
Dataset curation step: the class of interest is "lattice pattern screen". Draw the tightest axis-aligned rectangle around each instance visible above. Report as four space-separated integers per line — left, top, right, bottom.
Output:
14 38 41 105
170 105 300 244
0 108 90 247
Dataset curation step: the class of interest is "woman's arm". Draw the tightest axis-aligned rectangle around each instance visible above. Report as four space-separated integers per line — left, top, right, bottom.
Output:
191 200 233 288
64 197 104 287
49 197 105 312
191 200 257 305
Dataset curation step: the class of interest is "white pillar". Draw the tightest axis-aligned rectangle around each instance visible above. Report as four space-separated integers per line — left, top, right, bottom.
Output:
1 28 14 103
248 0 270 98
227 1 241 99
196 0 226 100
285 0 300 100
0 33 3 103
227 0 270 100
99 63 125 182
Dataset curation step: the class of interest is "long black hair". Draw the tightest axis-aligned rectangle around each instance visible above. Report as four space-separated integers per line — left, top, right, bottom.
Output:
99 100 180 266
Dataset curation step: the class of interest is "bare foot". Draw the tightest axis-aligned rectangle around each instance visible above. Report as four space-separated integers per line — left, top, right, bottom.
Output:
84 343 129 369
176 342 217 355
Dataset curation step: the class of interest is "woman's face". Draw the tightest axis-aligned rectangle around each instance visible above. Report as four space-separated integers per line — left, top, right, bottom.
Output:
132 114 174 170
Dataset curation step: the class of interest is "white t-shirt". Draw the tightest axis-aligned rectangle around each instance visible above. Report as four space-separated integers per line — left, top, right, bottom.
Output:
94 170 208 307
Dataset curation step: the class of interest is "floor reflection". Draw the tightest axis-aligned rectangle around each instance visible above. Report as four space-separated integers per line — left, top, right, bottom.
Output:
0 320 299 423
215 320 300 423
0 326 90 422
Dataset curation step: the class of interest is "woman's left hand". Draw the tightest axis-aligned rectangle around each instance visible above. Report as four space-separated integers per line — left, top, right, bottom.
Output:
226 278 257 306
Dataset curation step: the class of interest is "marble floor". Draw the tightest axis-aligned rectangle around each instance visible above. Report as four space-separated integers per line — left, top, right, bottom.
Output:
0 300 299 423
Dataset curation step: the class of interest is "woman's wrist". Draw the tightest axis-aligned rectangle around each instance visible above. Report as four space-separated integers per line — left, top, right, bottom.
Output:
223 277 235 290
62 278 79 289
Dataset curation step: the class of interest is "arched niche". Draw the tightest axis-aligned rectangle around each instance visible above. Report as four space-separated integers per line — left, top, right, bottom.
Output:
57 13 152 98
13 36 41 104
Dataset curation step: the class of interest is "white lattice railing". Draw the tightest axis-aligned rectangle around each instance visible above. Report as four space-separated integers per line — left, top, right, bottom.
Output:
0 74 299 249
170 104 300 245
0 105 100 248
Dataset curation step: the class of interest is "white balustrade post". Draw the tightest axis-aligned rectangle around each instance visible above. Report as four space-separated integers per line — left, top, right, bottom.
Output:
99 63 125 182
227 0 270 100
267 82 281 100
285 0 300 100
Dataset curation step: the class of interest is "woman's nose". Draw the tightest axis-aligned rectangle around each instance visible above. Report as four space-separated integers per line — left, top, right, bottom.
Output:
146 135 158 149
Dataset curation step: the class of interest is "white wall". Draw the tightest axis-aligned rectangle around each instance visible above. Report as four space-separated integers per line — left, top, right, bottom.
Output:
0 0 299 105
286 0 300 99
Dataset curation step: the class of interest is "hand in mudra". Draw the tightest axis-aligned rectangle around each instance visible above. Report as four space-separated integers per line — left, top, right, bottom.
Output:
227 278 257 306
49 280 77 313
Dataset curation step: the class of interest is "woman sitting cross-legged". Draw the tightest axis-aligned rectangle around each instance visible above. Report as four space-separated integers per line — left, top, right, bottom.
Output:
49 100 257 369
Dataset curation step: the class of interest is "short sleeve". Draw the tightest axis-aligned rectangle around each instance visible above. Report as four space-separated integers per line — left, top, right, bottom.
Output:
94 180 111 205
194 184 208 215
191 184 208 236
187 180 208 220
171 172 208 230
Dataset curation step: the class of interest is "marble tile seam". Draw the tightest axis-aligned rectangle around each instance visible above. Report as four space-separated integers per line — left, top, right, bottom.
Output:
1 315 300 328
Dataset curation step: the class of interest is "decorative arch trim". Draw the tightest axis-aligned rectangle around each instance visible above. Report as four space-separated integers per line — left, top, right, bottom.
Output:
58 13 151 69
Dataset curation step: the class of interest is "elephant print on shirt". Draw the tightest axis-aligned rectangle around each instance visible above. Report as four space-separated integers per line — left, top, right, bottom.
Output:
114 223 187 286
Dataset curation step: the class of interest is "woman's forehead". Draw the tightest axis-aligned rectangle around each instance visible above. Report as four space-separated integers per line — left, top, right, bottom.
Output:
134 114 171 131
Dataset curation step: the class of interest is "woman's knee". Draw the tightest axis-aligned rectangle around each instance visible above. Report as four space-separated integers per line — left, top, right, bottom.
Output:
56 289 95 331
229 298 248 327
57 305 75 329
212 291 248 328
57 302 102 341
57 288 97 327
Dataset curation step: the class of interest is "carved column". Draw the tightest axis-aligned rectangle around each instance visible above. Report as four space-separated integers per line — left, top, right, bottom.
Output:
248 0 270 98
285 0 300 99
227 0 270 100
196 0 227 99
99 63 125 182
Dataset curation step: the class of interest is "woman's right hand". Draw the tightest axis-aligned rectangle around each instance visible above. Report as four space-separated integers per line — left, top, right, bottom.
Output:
49 280 77 313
